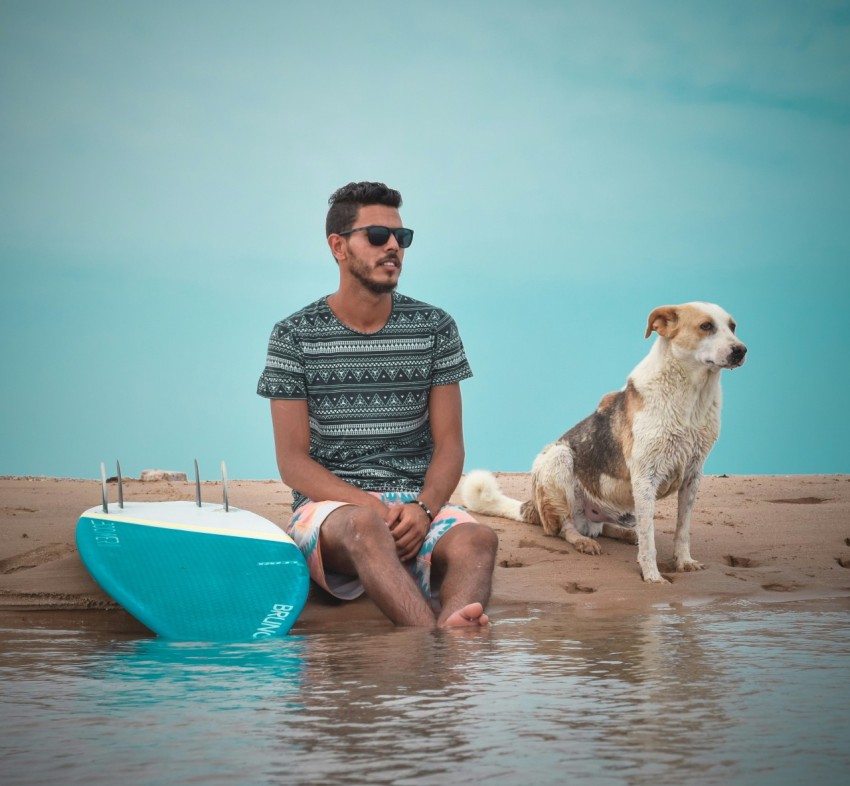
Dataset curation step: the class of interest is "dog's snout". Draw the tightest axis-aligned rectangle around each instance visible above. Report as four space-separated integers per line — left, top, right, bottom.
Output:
729 344 747 366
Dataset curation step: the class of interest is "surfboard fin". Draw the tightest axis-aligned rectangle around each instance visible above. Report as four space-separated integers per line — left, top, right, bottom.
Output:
221 461 229 513
194 459 202 507
100 462 109 513
96 459 233 513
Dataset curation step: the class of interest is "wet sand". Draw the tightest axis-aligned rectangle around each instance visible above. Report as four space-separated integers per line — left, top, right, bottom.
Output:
1 473 849 633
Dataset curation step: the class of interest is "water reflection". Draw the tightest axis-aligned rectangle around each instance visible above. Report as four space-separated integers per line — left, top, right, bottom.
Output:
2 600 849 786
287 627 489 784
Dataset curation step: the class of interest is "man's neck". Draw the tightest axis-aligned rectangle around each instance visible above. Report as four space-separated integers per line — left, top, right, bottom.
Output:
327 286 394 334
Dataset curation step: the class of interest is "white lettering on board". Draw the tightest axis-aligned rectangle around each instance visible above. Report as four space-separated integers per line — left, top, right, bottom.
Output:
91 519 120 546
252 603 295 639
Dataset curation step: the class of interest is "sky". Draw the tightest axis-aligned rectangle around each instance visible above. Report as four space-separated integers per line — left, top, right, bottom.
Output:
1 0 849 482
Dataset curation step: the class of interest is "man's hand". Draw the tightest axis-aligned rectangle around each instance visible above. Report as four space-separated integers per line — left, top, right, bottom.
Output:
386 503 430 562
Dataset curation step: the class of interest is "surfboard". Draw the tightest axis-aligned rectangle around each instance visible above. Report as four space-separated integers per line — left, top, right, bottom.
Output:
76 498 310 642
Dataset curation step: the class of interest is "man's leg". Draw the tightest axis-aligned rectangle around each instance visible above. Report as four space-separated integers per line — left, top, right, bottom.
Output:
320 504 436 627
430 522 498 627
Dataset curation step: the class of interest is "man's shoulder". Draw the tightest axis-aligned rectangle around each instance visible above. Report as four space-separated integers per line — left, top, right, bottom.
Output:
272 297 331 333
392 292 454 325
280 296 329 323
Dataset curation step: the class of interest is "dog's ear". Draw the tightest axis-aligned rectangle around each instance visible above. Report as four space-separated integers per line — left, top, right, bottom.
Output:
645 306 679 338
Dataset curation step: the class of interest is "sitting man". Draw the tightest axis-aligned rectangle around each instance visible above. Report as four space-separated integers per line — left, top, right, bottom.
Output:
257 181 498 627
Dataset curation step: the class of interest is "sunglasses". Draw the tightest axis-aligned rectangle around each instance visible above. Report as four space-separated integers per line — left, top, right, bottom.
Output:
337 225 414 248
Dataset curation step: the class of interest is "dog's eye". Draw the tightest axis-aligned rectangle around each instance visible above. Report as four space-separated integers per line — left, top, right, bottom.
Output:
729 321 737 333
699 321 715 332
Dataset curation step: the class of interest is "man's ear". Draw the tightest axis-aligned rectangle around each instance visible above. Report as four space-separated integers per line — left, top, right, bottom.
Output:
645 306 679 339
327 233 346 263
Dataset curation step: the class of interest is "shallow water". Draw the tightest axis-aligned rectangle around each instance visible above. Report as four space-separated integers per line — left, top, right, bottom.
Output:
2 599 849 786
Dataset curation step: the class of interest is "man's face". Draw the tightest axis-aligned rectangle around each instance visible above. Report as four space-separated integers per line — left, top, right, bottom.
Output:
338 204 405 295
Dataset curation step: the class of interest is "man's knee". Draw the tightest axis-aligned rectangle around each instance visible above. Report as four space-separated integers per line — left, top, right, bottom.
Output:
438 522 499 561
324 505 391 554
347 506 391 540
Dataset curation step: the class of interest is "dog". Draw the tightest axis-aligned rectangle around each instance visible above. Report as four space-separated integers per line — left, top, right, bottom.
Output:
461 302 747 583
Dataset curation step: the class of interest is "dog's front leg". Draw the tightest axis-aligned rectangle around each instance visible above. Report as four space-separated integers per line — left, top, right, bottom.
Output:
673 471 705 572
632 477 666 583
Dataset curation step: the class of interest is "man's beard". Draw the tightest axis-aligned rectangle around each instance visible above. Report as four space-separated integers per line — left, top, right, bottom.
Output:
349 255 399 295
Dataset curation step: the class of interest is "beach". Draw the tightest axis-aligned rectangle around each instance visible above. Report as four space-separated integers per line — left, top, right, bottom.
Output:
1 473 849 632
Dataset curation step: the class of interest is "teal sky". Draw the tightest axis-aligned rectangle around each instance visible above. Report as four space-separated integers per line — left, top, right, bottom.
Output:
2 0 848 481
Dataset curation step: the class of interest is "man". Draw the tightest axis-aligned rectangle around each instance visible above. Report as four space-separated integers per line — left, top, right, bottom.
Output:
257 182 497 627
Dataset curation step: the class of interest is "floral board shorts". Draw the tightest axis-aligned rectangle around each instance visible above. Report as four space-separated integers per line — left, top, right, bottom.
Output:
284 491 478 601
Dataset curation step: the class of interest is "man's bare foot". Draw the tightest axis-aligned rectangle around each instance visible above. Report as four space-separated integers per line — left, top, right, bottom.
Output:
440 602 490 628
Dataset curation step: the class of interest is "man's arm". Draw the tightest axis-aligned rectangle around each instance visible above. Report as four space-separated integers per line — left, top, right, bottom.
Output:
389 382 466 561
270 399 388 516
418 382 466 513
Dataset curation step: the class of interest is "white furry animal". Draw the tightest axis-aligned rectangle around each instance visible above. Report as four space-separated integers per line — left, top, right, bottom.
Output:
461 302 747 583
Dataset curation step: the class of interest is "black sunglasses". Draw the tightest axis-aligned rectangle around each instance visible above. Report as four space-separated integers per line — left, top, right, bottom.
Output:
337 225 414 248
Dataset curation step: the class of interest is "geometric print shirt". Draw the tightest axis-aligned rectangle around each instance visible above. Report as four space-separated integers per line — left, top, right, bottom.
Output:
257 291 473 511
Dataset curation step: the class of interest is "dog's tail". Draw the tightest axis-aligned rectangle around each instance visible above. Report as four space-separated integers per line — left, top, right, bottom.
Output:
459 469 534 523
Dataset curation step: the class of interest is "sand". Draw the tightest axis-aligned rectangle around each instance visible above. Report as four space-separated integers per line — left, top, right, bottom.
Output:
1 473 849 633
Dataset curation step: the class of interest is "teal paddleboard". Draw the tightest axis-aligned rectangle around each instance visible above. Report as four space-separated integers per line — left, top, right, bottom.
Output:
76 500 309 641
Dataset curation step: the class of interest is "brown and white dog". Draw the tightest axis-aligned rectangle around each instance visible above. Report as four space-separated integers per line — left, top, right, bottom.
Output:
461 302 747 583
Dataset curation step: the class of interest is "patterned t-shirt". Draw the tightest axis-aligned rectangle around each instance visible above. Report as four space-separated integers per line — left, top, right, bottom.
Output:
257 292 473 511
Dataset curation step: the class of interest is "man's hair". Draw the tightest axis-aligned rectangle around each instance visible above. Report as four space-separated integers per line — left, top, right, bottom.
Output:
326 182 403 237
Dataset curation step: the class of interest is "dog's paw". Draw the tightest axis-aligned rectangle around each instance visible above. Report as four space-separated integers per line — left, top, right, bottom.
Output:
572 536 603 556
676 558 705 573
639 563 670 583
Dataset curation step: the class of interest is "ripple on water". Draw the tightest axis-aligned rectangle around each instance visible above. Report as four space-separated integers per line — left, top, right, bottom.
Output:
1 599 849 786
